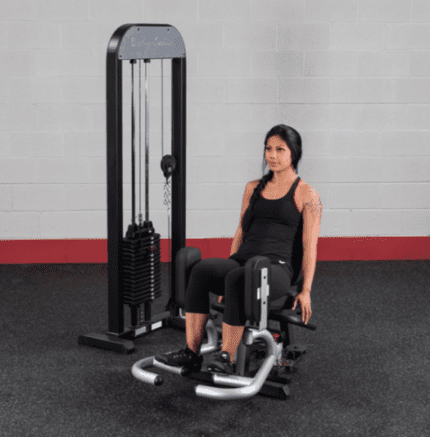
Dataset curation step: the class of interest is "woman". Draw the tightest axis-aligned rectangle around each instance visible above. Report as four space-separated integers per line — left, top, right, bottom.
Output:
156 124 322 374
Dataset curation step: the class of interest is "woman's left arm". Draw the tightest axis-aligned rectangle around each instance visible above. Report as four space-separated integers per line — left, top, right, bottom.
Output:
292 187 322 324
301 187 323 293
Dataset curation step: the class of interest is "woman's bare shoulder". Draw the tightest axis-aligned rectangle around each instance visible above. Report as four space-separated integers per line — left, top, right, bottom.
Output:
244 179 260 193
299 180 322 214
298 178 310 191
299 179 318 196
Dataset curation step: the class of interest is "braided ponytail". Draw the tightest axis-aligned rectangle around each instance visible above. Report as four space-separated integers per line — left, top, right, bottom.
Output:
241 170 274 236
241 124 303 238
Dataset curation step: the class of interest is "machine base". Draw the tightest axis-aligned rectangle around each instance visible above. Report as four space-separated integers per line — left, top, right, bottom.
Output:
78 332 135 354
78 312 188 355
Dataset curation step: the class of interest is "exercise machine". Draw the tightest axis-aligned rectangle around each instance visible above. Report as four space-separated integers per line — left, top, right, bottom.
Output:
78 23 317 400
78 23 188 354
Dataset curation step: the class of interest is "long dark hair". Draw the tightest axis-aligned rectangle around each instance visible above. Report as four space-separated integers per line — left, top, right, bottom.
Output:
241 124 303 236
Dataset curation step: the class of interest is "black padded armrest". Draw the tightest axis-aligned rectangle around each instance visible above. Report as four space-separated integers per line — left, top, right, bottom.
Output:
269 309 317 331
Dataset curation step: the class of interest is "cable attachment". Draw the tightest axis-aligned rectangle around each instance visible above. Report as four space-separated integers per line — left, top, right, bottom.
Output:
163 179 171 210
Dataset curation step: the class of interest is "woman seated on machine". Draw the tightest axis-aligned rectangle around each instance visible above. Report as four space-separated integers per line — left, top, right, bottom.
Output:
156 124 322 374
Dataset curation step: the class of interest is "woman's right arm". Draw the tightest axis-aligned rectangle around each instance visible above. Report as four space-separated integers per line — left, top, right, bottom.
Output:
229 180 257 256
229 229 243 256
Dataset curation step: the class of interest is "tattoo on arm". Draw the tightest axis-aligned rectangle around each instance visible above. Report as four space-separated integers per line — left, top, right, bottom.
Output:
303 190 323 220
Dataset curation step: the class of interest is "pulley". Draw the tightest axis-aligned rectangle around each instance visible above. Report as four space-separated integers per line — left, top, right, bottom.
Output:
160 154 177 180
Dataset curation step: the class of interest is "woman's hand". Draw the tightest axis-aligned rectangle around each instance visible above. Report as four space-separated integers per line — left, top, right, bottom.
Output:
291 290 312 325
218 296 224 304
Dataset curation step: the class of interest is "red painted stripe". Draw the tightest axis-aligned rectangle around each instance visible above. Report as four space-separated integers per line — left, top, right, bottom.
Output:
0 237 429 264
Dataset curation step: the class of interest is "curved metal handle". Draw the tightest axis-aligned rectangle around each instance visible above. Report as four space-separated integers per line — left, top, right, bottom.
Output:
195 355 275 400
132 318 219 385
132 356 164 386
194 328 276 401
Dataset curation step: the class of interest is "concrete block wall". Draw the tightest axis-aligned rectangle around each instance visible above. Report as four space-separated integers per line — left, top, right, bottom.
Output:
0 0 429 242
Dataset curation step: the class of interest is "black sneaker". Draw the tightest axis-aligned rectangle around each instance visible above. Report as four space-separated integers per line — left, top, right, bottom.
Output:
154 346 203 373
207 351 235 374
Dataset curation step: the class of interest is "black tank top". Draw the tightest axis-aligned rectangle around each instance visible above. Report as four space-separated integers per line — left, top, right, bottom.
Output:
229 176 302 276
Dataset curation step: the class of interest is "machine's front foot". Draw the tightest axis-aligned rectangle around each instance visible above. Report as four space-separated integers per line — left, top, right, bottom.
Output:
194 354 276 400
193 327 277 400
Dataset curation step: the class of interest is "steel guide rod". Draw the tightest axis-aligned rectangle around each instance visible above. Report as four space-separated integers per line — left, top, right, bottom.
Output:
131 59 136 226
138 59 142 224
132 58 150 227
144 60 150 223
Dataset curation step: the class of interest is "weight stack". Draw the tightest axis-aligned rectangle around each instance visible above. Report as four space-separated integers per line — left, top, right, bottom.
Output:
122 221 162 306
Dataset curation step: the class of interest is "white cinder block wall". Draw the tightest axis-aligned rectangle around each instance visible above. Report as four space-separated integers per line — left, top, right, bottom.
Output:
0 0 429 242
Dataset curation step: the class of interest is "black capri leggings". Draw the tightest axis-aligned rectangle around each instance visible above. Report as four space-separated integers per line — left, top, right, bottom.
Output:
185 258 293 326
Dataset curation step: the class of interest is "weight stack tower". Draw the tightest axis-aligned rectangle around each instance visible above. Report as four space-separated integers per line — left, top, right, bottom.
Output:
78 24 187 354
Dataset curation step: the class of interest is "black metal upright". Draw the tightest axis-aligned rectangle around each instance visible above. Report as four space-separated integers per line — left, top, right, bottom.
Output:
106 25 124 337
170 56 187 315
78 24 187 354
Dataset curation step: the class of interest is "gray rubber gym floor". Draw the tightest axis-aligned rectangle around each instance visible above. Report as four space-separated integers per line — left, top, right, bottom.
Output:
0 259 429 437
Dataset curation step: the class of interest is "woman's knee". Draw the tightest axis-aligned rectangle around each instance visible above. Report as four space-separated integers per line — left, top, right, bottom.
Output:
223 275 246 325
224 267 245 285
192 258 226 276
188 259 217 285
190 258 240 286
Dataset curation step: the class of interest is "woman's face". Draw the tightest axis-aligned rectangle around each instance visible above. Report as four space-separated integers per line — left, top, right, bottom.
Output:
265 135 293 173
